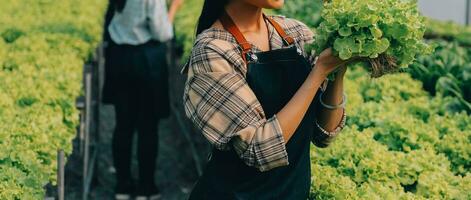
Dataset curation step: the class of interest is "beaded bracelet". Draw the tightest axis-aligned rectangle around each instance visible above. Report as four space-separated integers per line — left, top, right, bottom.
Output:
320 92 347 110
315 109 347 137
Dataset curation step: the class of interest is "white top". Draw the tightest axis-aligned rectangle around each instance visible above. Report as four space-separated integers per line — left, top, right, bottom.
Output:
108 0 174 45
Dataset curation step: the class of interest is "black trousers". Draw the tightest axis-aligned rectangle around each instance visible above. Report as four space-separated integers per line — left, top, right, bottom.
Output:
105 40 169 188
112 84 160 187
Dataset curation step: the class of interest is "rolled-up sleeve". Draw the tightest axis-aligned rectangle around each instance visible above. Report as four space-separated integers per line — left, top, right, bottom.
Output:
183 43 289 172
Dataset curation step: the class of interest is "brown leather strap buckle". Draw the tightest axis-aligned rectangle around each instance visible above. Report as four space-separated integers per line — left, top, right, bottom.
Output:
220 12 254 63
282 36 296 46
263 14 295 46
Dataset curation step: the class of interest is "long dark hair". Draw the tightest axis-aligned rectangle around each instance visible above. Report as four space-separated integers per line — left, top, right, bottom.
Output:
196 0 229 35
111 0 127 12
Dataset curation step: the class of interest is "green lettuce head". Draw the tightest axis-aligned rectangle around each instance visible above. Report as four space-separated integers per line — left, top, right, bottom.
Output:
309 0 433 78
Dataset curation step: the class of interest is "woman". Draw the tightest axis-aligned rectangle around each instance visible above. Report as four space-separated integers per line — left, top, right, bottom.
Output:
182 0 349 199
102 0 182 199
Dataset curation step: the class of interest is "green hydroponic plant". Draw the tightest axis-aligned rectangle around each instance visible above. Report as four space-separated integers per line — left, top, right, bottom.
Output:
308 0 433 78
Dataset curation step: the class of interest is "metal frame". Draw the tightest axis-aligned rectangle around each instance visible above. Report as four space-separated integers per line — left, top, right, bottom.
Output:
166 41 205 176
171 104 203 175
50 43 103 200
81 44 104 200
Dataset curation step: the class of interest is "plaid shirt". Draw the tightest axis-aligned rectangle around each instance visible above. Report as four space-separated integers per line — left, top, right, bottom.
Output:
182 16 346 172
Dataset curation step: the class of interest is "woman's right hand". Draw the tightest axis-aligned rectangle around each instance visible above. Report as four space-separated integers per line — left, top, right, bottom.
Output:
312 48 347 79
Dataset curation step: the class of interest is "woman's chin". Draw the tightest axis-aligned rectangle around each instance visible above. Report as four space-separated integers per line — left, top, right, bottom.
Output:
249 0 284 9
269 0 284 9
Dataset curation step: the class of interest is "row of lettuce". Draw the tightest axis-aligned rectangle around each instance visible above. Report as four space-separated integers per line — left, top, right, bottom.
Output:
311 67 471 199
0 0 107 199
174 0 471 199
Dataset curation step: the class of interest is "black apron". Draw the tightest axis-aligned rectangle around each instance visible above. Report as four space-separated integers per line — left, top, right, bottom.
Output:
189 13 320 200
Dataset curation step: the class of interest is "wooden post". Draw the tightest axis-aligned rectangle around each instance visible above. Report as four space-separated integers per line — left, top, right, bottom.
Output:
466 0 470 25
57 150 65 200
82 66 92 200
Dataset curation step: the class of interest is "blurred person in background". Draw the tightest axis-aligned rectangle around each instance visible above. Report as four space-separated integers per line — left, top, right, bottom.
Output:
102 0 183 199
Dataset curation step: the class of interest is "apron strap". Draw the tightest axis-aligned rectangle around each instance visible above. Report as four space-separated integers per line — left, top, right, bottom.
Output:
220 12 253 63
220 12 295 63
263 14 295 46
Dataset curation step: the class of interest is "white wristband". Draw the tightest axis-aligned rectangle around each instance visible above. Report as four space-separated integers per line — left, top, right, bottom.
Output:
320 92 347 110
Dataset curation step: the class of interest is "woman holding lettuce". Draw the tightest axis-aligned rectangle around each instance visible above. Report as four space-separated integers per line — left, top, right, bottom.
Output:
182 0 350 199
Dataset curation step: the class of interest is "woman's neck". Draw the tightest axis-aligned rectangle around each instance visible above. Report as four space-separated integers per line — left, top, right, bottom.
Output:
225 1 264 33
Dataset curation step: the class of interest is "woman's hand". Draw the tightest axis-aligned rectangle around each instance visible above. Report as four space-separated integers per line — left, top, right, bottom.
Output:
168 0 184 23
312 48 348 79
